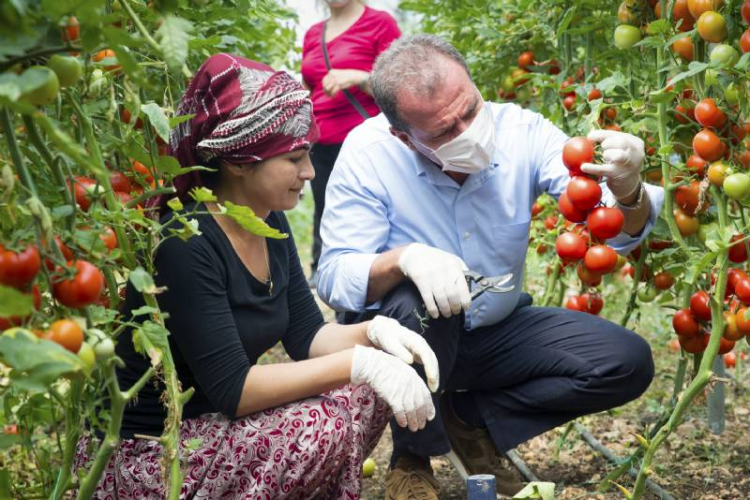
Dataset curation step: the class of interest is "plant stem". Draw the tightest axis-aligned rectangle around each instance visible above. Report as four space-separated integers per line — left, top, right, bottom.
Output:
50 380 83 500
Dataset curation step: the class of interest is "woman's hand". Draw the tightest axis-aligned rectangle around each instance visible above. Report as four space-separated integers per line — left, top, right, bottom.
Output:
366 315 439 392
351 345 436 431
322 69 369 97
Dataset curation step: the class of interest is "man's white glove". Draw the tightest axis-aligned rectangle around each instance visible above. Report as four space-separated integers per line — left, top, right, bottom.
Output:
367 315 440 392
351 345 436 431
398 243 472 319
580 129 645 201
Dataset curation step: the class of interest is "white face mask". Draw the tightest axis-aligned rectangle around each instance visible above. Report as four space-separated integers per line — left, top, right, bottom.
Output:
412 103 496 175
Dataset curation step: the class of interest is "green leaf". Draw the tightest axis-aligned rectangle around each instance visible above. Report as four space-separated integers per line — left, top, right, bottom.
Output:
168 216 201 241
132 321 170 367
190 187 217 203
736 52 750 71
594 71 629 93
130 306 159 317
129 267 157 294
0 285 33 318
141 103 170 143
223 201 288 239
168 113 194 128
156 155 183 176
167 197 184 211
667 61 709 88
156 15 193 71
0 329 83 394
0 74 21 102
511 481 555 500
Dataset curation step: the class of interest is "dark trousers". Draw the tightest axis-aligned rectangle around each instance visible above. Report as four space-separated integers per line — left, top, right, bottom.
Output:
340 283 654 462
309 142 342 272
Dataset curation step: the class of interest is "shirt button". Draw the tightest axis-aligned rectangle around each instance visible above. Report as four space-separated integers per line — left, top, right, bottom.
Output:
463 232 471 240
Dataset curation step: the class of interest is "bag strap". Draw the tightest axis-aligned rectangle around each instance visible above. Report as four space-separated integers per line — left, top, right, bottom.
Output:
321 21 372 120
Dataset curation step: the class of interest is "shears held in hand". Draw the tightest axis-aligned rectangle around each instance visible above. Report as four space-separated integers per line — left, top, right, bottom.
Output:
464 270 515 300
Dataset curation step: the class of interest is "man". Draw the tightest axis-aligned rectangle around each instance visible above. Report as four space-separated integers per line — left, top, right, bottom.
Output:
317 34 664 499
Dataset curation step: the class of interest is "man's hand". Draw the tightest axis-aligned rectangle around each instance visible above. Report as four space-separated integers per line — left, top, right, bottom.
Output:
367 316 440 392
398 243 471 319
580 129 645 202
322 69 369 98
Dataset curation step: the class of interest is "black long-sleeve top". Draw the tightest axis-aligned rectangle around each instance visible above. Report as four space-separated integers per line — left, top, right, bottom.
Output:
115 203 326 439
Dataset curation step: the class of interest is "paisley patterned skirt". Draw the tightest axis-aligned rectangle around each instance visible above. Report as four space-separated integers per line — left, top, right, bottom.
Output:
73 384 390 499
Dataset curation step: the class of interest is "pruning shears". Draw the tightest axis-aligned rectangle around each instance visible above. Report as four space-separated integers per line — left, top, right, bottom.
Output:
464 270 515 300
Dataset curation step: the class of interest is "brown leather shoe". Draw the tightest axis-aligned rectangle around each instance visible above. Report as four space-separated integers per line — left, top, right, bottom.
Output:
384 455 440 500
440 393 525 498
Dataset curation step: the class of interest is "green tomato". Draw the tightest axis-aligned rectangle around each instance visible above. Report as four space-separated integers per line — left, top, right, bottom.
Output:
47 55 83 88
724 83 740 105
77 342 96 377
501 75 515 94
362 457 376 478
704 68 719 87
723 173 750 200
637 286 658 303
93 337 115 360
20 66 59 106
709 44 739 67
697 222 718 243
614 25 642 50
89 69 107 98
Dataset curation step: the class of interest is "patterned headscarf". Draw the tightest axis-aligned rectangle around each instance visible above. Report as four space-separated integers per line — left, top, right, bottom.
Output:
152 53 319 216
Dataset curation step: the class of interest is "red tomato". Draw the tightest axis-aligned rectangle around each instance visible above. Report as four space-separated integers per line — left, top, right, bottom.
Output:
566 176 602 211
693 129 726 162
0 244 41 289
565 295 588 312
724 351 737 368
603 107 618 121
70 176 95 212
584 245 618 274
130 160 153 183
563 95 576 111
648 240 673 251
694 98 726 129
531 202 543 218
729 235 749 263
587 88 603 101
558 192 587 223
673 308 700 337
517 51 534 69
704 334 735 355
544 215 559 230
674 180 703 215
686 154 707 177
740 29 750 53
101 227 118 251
577 263 603 287
744 0 750 24
675 103 695 124
728 268 749 294
674 208 700 237
674 0 696 31
586 207 624 240
560 77 576 97
52 260 105 309
668 338 681 353
581 292 604 315
110 171 132 194
689 290 712 321
63 16 79 43
735 278 750 305
653 271 675 290
679 334 707 353
737 307 750 333
556 232 588 262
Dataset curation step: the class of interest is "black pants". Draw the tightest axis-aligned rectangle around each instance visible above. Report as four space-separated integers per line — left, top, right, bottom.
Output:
309 142 342 272
340 283 654 461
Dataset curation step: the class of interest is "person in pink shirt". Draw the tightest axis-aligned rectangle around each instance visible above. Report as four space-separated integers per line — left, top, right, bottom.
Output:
301 0 401 286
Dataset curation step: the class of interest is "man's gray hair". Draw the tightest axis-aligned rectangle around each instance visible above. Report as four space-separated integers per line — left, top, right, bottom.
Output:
370 34 472 132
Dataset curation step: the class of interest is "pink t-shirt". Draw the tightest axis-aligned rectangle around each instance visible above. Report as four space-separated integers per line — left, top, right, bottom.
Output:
301 7 401 145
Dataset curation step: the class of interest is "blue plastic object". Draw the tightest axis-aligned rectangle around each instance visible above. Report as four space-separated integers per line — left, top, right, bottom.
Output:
467 474 496 499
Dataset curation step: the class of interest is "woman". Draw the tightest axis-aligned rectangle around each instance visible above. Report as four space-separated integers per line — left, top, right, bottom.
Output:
301 0 400 286
73 54 437 499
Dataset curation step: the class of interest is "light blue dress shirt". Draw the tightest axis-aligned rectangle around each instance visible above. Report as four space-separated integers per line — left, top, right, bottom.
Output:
317 102 665 329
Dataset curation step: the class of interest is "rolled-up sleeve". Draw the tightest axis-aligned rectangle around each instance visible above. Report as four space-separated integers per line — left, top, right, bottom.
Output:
317 140 391 312
532 112 665 255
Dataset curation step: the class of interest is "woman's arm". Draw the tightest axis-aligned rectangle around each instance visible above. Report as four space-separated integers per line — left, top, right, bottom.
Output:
235 348 354 416
307 321 371 357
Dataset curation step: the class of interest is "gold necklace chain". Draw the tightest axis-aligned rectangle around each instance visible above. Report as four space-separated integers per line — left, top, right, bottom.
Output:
262 238 273 296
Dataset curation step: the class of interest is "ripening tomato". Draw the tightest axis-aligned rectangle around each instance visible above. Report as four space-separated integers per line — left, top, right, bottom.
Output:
724 351 740 368
697 11 727 43
724 312 744 341
693 129 725 162
560 77 576 97
743 0 750 24
674 208 700 236
584 245 618 274
728 268 750 294
62 15 80 43
100 227 118 251
517 51 534 69
694 98 726 129
70 176 96 211
707 161 731 187
673 308 701 337
577 263 603 287
679 334 707 353
559 192 588 223
109 171 132 194
130 160 153 184
687 0 723 18
674 180 703 215
729 235 749 263
531 201 543 218
581 292 604 315
737 307 750 333
689 290 712 321
675 103 695 124
52 260 105 309
0 244 41 289
556 232 588 262
586 207 624 240
587 88 602 101
654 271 675 290
92 49 120 72
47 319 84 353
565 295 588 312
563 95 576 111
672 36 694 60
602 107 618 122
566 176 602 211
544 215 559 230
686 154 707 177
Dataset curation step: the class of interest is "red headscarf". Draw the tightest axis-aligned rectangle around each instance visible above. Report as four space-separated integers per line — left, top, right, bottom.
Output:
151 53 319 217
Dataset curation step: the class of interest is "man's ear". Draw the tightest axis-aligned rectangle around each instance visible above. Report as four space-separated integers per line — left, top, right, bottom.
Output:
389 127 417 151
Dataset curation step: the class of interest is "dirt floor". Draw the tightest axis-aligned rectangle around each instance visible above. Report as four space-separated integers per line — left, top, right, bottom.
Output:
284 291 750 500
